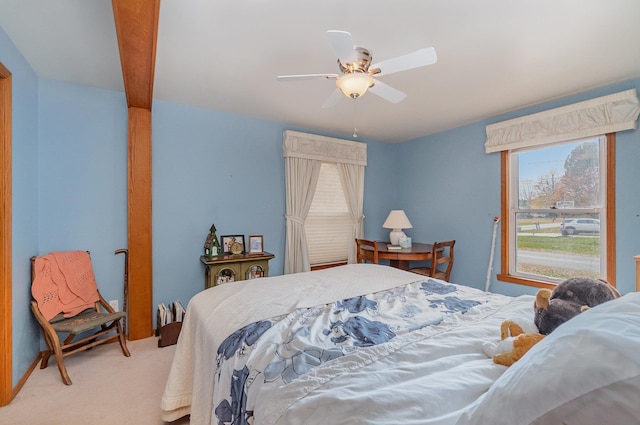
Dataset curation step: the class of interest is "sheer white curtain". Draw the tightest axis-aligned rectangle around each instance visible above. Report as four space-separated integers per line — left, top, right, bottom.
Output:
283 131 367 274
338 162 365 264
284 157 321 274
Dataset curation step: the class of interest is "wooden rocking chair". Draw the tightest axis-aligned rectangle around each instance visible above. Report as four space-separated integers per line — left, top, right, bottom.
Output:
30 251 130 385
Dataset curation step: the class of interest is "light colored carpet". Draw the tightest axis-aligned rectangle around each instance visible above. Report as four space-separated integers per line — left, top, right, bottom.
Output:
0 336 190 425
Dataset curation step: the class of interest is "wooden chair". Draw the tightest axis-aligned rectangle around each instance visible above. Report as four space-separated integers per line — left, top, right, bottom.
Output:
355 239 379 264
30 251 130 385
410 240 456 281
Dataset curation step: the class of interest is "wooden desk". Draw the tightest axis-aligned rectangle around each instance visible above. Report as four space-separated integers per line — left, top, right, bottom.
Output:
376 242 434 270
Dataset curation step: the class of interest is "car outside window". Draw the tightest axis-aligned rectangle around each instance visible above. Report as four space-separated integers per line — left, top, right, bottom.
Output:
561 219 600 235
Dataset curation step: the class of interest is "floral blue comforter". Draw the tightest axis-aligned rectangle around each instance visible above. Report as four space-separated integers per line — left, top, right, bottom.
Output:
212 279 491 425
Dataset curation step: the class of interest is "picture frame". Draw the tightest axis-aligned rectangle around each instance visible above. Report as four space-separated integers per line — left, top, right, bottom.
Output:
248 235 264 254
221 235 245 254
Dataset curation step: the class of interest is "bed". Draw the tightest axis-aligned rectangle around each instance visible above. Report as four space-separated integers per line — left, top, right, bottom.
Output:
161 264 640 425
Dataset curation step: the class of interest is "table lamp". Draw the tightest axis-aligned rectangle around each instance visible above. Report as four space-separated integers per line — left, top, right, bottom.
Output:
383 210 413 245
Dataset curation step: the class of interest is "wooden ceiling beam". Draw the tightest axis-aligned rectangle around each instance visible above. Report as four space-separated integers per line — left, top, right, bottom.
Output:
112 0 159 109
112 0 159 340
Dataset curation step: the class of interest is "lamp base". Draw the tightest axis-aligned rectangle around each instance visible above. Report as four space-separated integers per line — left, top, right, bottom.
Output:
389 230 406 246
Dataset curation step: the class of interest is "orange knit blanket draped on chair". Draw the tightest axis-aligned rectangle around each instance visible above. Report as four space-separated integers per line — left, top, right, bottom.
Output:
32 251 101 321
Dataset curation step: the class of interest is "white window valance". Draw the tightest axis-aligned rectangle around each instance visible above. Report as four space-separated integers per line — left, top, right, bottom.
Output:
283 130 367 165
485 89 640 153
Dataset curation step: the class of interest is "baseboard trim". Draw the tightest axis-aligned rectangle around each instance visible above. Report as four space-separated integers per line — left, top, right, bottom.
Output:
10 351 43 401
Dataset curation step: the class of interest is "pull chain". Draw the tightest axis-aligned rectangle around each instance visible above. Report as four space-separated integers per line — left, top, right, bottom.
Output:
352 100 358 138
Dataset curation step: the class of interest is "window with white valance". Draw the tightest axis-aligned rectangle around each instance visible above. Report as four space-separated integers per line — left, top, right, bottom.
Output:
283 130 367 274
490 89 640 288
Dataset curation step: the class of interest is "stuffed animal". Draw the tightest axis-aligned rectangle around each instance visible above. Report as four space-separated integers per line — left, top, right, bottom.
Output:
490 331 545 367
498 317 538 339
486 277 620 367
484 318 544 367
534 277 620 335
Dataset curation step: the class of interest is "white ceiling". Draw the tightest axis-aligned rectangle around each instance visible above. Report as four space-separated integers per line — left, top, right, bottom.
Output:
1 0 639 143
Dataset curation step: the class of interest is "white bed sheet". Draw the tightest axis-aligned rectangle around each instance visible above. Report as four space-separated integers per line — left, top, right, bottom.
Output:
257 290 533 425
161 264 453 424
161 264 536 425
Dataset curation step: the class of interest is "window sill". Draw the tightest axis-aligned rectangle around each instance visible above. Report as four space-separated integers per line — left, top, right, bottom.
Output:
497 274 557 290
310 261 347 271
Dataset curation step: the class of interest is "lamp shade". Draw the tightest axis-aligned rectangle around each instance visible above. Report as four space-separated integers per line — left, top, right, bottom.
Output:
382 210 413 230
336 72 374 99
383 210 413 245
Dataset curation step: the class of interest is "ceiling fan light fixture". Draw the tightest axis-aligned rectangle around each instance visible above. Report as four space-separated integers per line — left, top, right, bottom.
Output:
336 72 374 99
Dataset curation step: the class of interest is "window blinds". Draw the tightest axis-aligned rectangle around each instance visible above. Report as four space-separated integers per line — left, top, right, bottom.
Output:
306 163 352 265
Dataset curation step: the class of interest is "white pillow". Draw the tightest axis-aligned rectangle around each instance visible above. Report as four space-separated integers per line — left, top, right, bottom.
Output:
458 292 640 425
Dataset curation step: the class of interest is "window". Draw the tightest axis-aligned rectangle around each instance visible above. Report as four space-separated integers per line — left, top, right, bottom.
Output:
500 134 615 288
306 163 352 266
283 130 366 274
488 90 638 288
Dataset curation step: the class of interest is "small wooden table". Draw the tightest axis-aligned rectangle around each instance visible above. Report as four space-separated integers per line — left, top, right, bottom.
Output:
376 242 434 270
200 252 275 289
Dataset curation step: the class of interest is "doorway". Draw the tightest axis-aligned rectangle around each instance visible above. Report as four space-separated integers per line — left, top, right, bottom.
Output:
0 60 13 405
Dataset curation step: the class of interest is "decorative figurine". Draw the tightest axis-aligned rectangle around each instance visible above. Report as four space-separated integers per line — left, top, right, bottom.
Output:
204 224 222 257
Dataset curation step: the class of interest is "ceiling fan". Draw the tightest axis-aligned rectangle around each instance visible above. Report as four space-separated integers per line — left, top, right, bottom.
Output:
277 30 437 108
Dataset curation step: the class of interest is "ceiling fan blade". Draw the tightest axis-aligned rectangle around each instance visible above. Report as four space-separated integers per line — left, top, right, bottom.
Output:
321 89 344 109
326 30 357 63
277 74 338 81
368 80 407 104
372 47 437 77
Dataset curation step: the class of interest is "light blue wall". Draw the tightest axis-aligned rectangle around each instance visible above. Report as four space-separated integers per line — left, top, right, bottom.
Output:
0 26 40 388
398 122 500 290
362 139 400 241
399 79 640 296
37 79 129 304
151 99 394 309
151 101 286 306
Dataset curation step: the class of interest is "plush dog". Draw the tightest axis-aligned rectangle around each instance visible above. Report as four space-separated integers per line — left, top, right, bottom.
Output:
484 319 544 367
490 331 545 367
534 277 620 335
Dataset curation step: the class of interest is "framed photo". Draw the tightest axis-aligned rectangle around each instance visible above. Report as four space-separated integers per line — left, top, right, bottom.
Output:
248 235 264 254
221 235 245 254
